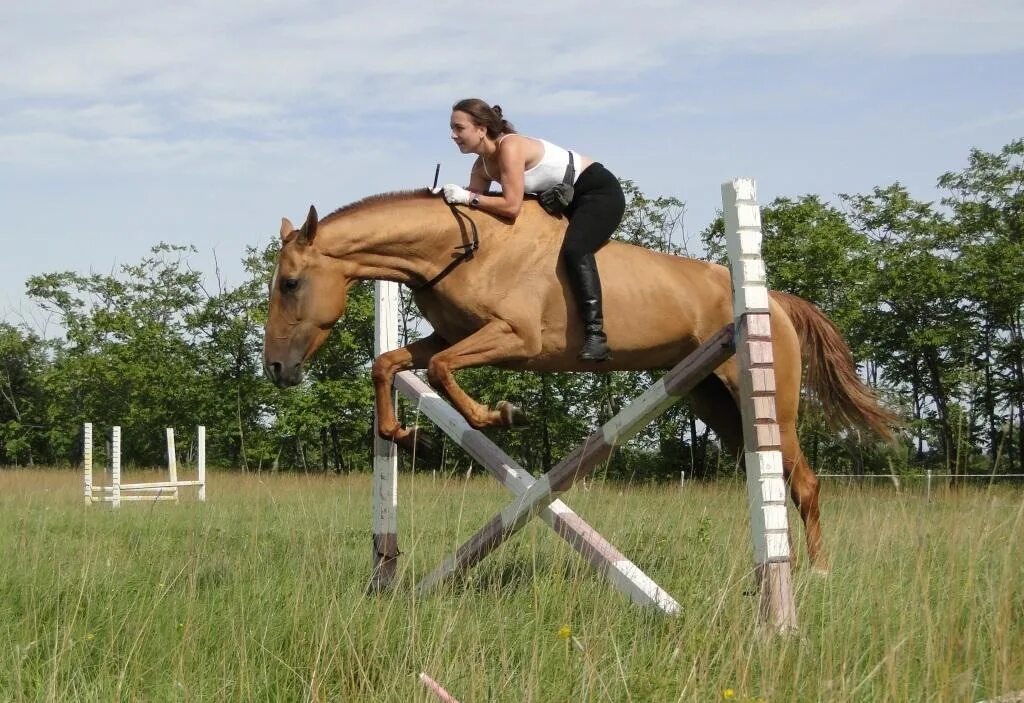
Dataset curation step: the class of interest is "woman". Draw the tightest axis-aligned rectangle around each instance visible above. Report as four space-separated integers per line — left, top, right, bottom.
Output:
435 98 626 363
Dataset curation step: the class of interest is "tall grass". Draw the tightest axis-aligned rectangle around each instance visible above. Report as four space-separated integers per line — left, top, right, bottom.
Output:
1 468 1021 701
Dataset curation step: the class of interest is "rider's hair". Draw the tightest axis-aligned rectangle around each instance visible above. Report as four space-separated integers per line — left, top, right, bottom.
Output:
452 98 516 139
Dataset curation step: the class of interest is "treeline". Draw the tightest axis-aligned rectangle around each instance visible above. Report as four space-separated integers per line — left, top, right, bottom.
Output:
1 140 1021 480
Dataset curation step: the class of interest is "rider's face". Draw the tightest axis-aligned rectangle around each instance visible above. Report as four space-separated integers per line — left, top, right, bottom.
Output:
450 110 486 154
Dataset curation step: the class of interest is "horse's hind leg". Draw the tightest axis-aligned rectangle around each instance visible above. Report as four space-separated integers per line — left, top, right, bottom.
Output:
779 424 828 573
689 373 827 571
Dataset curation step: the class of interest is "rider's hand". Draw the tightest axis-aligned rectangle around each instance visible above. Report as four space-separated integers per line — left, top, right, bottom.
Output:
436 184 472 206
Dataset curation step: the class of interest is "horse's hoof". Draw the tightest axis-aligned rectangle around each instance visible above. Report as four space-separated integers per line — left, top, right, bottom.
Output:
496 401 529 428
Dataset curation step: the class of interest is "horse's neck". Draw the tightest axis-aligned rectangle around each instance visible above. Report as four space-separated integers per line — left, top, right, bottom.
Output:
319 203 474 286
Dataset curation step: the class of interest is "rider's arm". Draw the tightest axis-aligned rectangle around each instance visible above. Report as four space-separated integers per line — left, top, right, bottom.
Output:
467 159 491 194
468 138 526 220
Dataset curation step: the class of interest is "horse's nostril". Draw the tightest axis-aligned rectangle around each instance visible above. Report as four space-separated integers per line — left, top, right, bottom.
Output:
267 361 282 380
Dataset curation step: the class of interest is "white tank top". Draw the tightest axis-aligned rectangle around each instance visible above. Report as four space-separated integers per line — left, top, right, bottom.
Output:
483 137 581 194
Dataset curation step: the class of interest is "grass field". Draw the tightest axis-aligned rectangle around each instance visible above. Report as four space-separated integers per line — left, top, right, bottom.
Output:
1 468 1022 702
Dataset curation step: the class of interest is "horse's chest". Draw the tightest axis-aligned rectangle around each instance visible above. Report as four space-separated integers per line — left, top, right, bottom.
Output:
413 292 488 343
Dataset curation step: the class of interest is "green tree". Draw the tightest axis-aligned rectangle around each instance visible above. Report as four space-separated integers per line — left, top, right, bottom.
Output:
938 139 1024 472
844 185 977 476
0 323 49 465
26 244 207 465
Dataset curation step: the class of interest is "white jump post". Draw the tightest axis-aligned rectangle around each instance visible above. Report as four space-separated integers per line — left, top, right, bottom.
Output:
198 425 207 502
112 426 122 509
166 428 181 502
83 424 208 506
83 422 94 505
371 280 401 590
723 178 798 632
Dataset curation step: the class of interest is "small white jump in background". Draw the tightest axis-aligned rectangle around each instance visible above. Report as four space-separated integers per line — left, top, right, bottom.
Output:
82 423 207 508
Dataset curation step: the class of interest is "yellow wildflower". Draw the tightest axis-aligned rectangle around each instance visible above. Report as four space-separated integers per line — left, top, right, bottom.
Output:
557 625 572 640
722 689 735 700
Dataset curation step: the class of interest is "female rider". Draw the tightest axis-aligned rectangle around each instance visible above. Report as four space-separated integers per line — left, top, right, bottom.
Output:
436 98 625 363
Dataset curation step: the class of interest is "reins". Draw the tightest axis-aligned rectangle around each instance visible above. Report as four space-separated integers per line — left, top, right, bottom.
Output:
415 204 480 291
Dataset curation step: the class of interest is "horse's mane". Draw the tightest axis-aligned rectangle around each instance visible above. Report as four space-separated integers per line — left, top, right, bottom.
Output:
320 188 543 224
321 189 434 224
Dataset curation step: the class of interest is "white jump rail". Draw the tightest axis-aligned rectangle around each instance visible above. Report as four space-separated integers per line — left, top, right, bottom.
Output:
83 424 207 508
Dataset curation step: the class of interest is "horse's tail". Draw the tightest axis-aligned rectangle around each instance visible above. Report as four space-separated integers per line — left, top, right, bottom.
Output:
771 291 899 442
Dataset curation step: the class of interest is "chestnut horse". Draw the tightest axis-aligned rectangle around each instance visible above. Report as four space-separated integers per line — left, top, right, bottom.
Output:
263 190 896 570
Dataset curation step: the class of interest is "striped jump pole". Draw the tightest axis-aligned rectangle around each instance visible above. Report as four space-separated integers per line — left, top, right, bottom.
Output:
371 280 401 591
723 178 798 632
414 325 736 597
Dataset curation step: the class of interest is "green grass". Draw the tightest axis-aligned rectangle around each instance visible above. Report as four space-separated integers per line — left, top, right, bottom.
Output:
1 468 1022 702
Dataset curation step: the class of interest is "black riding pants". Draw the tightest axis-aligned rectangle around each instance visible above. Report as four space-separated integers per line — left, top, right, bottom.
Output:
562 162 626 265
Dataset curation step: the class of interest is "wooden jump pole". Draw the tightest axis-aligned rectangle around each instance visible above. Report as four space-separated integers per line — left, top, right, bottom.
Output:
395 370 685 614
722 178 798 632
414 326 735 595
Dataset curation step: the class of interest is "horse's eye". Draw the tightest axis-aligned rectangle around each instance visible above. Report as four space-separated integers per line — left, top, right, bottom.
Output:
281 277 300 293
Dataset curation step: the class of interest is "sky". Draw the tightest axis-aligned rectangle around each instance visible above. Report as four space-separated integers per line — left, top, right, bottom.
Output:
1 0 1022 332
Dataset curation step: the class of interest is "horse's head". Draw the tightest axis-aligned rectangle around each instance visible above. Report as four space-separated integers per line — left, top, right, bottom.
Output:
263 205 350 388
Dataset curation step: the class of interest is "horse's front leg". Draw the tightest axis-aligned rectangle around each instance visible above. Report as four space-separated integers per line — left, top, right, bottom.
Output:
371 333 448 451
425 319 534 429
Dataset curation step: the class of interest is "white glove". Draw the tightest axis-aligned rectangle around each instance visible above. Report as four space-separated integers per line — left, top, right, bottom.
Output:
432 183 472 205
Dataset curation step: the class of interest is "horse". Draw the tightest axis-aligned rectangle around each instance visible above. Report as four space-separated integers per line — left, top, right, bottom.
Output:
263 189 897 571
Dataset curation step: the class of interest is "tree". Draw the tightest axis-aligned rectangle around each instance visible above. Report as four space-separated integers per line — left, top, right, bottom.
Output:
843 185 977 476
26 244 207 465
938 139 1024 472
0 323 49 465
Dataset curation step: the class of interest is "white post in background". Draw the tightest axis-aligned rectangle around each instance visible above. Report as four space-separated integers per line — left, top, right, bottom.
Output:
111 426 122 510
197 425 207 502
371 280 401 590
722 178 798 633
83 423 93 505
166 428 180 502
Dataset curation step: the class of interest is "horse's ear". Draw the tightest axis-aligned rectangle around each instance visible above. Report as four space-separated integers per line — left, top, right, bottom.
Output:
280 217 295 241
299 205 318 244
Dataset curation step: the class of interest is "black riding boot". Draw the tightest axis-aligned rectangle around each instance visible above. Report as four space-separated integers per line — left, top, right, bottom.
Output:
569 253 611 362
